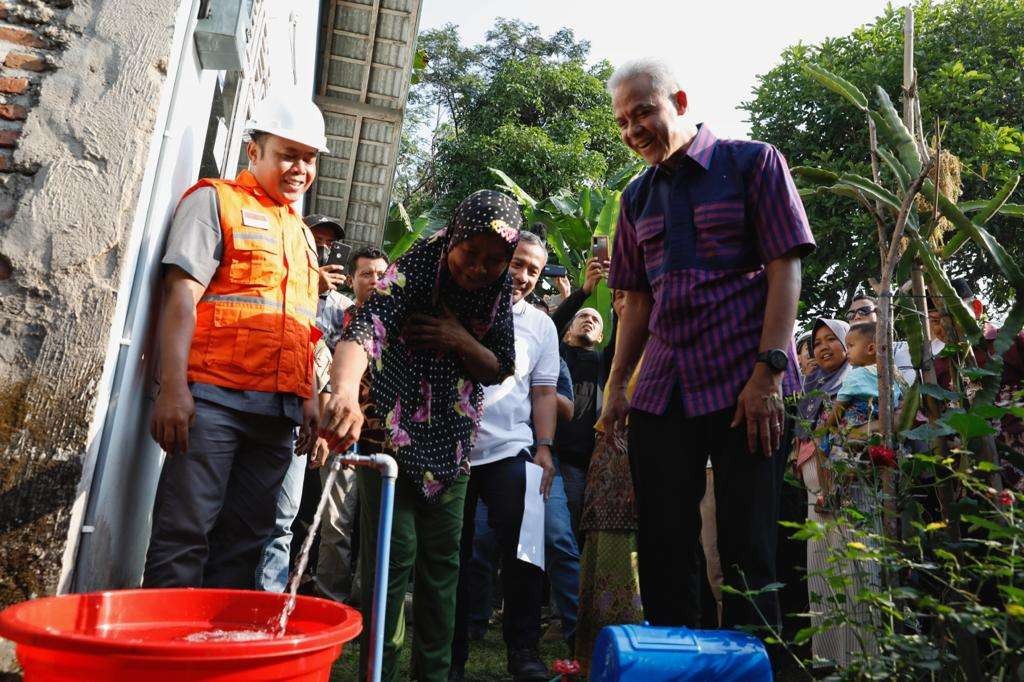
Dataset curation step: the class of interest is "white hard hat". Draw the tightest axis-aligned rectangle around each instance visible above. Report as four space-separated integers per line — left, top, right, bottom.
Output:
244 91 330 154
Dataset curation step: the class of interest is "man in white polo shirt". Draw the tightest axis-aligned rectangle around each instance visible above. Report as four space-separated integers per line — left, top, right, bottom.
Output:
450 231 558 682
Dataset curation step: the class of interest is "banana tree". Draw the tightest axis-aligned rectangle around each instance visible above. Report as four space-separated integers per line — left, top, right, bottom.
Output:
490 162 642 347
382 202 445 261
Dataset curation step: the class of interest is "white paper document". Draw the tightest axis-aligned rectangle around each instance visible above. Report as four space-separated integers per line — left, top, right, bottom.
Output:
516 462 546 570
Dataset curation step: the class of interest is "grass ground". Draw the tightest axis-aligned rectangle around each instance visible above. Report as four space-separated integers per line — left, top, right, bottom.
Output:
330 618 569 681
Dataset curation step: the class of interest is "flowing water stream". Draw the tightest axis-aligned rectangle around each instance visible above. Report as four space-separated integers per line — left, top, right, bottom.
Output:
272 452 347 636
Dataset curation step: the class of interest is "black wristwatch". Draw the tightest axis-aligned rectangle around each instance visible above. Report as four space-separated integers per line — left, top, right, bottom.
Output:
756 349 789 373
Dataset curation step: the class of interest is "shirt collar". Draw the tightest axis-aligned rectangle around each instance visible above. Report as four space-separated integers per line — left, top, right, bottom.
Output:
513 297 529 315
235 169 295 212
653 123 717 177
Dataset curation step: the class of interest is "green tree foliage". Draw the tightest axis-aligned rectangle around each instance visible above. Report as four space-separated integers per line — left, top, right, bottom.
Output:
396 19 632 217
742 0 1024 319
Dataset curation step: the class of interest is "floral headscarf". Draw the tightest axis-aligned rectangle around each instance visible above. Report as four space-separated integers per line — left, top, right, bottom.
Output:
340 190 522 501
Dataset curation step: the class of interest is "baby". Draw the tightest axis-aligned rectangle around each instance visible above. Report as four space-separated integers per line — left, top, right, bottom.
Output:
835 321 902 428
817 322 903 512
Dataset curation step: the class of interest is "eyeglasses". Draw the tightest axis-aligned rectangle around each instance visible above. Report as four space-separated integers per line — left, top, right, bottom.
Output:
845 305 876 321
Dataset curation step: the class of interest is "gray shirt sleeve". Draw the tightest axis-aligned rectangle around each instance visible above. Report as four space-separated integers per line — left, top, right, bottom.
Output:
161 186 223 287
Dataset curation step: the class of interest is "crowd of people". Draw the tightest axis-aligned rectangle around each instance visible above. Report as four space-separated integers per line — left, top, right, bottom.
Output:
140 53 1024 682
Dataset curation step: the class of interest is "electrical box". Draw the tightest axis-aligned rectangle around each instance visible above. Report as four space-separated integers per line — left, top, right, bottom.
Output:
194 0 251 71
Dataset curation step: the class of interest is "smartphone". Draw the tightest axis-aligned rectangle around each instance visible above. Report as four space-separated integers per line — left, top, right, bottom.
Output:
592 235 609 262
325 241 352 269
541 263 568 278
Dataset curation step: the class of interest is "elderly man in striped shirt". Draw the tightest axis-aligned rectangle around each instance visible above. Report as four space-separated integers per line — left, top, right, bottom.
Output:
603 58 816 635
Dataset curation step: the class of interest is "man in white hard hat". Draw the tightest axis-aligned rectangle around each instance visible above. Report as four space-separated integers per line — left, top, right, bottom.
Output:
143 94 331 589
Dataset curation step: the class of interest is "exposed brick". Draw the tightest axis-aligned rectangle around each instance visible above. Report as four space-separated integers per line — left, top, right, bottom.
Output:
3 52 48 71
0 153 7 171
0 24 45 48
0 6 7 21
0 103 26 120
0 129 19 148
0 76 29 94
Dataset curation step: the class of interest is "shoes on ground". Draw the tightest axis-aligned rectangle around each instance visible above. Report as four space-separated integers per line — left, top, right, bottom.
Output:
507 647 549 681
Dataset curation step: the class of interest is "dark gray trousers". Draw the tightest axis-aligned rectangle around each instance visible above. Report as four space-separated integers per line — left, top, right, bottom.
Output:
143 398 294 589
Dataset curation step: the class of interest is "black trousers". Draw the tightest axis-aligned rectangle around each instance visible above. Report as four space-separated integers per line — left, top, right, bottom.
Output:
628 401 792 631
143 399 294 589
453 453 544 667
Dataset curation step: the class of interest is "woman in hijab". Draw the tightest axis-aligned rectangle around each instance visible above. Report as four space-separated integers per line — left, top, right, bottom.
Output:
321 190 521 682
796 317 876 670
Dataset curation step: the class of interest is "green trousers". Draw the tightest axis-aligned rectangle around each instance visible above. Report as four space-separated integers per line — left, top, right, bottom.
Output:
357 468 467 682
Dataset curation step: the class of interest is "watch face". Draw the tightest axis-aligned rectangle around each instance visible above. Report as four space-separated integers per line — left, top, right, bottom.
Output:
769 349 789 371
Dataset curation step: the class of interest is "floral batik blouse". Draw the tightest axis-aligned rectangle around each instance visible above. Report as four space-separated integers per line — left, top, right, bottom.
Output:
340 190 521 501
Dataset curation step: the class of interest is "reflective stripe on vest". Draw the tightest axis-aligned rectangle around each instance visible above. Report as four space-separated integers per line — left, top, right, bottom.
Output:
183 170 320 399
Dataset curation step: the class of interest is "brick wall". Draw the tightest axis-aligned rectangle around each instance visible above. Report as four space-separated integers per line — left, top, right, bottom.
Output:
0 0 71 228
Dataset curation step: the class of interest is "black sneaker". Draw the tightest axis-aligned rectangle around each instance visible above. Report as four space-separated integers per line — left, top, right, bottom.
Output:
506 647 548 681
447 665 465 682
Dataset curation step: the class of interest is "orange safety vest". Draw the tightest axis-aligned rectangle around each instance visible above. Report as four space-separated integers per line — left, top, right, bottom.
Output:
183 170 320 399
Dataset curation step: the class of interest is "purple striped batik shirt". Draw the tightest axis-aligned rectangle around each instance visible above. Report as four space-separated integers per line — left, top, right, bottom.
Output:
608 124 815 417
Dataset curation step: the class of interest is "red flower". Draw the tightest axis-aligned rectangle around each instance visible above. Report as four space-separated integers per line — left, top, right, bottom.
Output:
998 490 1014 507
867 445 897 468
552 659 581 677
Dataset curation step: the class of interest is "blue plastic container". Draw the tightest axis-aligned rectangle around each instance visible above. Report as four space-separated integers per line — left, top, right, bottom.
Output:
589 624 772 681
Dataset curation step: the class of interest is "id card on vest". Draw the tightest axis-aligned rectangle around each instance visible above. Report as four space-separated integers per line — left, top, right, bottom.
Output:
241 208 271 229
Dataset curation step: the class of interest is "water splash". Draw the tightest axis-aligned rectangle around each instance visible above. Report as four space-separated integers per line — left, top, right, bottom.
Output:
182 628 274 642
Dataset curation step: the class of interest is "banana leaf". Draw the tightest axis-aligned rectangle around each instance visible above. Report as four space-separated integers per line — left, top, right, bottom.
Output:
388 211 443 261
802 63 869 111
544 221 578 282
490 167 537 208
581 186 593 227
548 194 579 218
594 190 621 239
607 160 645 191
587 188 607 226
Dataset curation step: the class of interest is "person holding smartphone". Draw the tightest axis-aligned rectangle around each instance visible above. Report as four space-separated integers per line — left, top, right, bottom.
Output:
549 256 609 337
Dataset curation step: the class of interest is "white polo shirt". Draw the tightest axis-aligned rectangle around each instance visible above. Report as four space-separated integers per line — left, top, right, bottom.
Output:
471 297 560 466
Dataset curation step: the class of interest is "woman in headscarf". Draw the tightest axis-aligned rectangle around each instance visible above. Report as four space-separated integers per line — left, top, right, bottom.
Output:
796 317 876 670
573 289 644 675
321 190 521 682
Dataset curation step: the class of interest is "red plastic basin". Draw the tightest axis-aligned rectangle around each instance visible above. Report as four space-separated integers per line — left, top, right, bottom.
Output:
0 588 362 681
